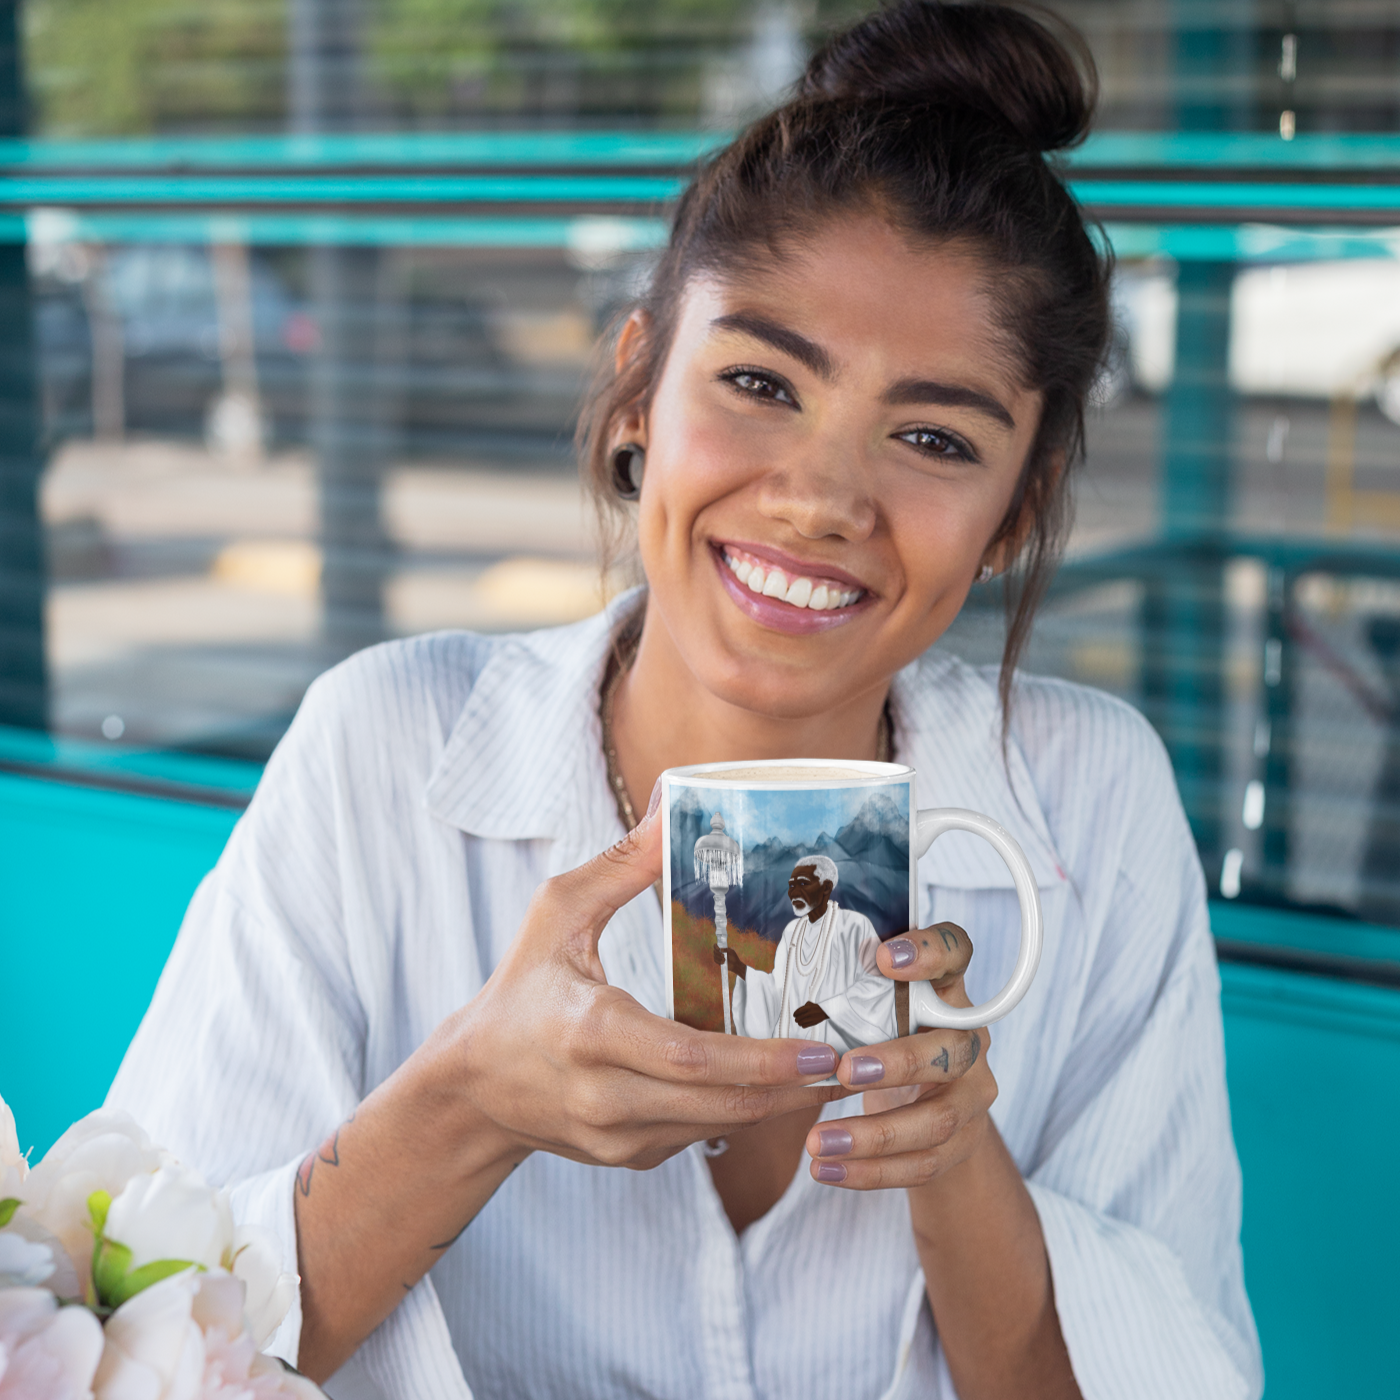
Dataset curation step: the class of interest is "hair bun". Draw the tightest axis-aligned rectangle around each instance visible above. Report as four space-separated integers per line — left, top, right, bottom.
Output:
800 0 1096 154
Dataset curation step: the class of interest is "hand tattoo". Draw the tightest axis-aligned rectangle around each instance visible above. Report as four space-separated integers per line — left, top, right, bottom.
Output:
931 1045 950 1073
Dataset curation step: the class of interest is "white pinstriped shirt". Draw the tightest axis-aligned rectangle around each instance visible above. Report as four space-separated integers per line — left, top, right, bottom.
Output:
108 599 1263 1400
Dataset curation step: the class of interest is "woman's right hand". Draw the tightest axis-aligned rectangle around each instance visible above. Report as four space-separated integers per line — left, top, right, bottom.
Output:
442 804 842 1171
295 803 842 1381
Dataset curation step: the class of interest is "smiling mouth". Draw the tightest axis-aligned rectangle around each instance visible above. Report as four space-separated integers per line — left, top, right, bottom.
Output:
719 546 866 612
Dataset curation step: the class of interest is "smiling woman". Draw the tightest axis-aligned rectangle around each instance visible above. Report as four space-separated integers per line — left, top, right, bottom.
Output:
104 5 1261 1400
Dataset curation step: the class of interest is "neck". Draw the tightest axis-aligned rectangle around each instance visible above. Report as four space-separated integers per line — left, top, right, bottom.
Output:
610 601 890 818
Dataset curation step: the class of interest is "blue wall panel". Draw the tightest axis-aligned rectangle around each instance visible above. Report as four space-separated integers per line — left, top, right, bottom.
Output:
3 772 1399 1398
0 772 238 1156
1220 963 1400 1399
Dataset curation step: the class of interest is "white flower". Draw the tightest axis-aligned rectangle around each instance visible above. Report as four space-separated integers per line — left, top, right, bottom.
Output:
0 1233 55 1288
0 1286 105 1399
0 1095 28 1203
92 1269 205 1400
22 1112 166 1299
227 1227 296 1349
104 1165 234 1275
94 1272 322 1400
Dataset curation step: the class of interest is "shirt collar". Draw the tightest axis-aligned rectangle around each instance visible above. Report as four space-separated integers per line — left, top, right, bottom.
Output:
425 599 1066 891
892 651 1067 891
423 599 626 866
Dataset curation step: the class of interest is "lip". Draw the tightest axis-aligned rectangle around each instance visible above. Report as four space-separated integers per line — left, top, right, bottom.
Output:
716 539 871 592
710 543 873 635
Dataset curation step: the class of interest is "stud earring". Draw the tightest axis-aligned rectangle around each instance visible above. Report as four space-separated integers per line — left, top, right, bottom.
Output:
976 563 995 584
611 443 645 501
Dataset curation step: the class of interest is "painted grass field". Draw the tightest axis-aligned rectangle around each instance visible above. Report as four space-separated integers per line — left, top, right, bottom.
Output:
671 901 777 1033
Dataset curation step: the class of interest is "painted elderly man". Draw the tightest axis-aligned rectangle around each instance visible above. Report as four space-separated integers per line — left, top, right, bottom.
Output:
716 855 897 1052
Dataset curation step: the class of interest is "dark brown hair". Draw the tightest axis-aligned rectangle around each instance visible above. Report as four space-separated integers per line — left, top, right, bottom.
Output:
579 0 1112 720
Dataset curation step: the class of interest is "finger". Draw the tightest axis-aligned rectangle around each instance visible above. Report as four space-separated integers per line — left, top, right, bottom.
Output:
810 1141 968 1191
876 922 974 988
834 1022 989 1090
805 1074 995 1165
540 1069 851 1164
538 811 663 959
575 986 848 1087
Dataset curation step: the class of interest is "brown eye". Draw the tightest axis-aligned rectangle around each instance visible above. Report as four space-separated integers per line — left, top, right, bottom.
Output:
721 367 797 406
897 427 976 462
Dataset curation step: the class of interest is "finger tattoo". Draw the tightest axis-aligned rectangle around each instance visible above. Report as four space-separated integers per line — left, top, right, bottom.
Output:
931 1045 950 1073
934 925 959 952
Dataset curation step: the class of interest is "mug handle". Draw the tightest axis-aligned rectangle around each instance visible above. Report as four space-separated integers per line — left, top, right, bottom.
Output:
905 808 1044 1032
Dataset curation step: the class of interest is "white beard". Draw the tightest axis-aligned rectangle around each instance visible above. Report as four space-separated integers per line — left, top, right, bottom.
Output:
789 898 810 916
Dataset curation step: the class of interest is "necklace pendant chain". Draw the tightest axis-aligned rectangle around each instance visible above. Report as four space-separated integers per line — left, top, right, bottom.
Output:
600 624 895 834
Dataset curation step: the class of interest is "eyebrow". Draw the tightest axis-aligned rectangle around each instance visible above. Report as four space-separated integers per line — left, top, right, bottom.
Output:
882 378 1016 430
709 312 835 380
711 310 1017 431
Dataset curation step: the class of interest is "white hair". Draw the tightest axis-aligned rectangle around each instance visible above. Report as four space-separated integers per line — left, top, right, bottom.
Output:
793 854 839 889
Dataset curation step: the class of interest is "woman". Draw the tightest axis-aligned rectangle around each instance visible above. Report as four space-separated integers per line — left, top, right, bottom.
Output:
110 4 1263 1398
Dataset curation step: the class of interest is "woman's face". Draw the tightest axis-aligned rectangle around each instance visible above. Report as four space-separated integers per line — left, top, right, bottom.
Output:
632 216 1044 720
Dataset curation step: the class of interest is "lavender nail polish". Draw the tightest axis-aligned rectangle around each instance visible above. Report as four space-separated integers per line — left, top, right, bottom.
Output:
817 1127 853 1157
848 1055 885 1086
796 1044 838 1075
886 938 916 969
815 1162 847 1183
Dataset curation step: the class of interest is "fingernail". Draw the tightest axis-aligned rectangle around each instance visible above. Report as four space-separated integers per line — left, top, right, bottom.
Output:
886 938 916 969
645 779 663 819
796 1044 838 1075
848 1055 885 1086
815 1162 847 1184
817 1127 853 1157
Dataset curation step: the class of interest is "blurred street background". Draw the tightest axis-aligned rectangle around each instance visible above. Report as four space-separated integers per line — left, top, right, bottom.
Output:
4 0 1400 926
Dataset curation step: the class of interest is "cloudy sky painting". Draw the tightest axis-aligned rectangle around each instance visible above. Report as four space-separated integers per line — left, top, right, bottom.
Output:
669 780 912 945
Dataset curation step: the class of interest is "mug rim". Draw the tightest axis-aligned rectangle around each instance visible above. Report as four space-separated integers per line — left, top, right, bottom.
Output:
665 758 913 788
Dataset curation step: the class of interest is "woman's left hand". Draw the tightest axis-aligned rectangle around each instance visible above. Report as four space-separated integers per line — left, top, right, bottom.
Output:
804 922 996 1188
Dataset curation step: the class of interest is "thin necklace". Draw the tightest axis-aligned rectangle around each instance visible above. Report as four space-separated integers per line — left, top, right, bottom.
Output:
599 629 896 834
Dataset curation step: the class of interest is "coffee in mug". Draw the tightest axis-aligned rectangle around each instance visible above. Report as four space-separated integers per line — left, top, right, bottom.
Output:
661 758 1042 1049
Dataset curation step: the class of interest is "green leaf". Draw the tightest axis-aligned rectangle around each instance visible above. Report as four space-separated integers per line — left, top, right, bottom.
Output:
0 1197 20 1227
91 1235 133 1309
108 1258 200 1306
86 1190 111 1237
92 1222 202 1310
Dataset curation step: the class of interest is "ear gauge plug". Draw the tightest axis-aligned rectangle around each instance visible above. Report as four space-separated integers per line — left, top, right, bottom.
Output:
611 443 645 500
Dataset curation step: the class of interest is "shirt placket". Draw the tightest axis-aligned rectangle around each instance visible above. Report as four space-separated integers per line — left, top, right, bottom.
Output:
687 1146 761 1400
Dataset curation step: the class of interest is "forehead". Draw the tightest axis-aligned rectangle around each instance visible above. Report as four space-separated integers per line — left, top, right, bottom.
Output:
682 216 1026 396
791 863 820 878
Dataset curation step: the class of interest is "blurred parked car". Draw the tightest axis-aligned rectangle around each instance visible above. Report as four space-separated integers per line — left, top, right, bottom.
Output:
1112 259 1400 417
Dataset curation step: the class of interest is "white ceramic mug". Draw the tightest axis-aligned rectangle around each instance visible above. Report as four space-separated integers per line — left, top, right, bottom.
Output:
661 758 1042 1048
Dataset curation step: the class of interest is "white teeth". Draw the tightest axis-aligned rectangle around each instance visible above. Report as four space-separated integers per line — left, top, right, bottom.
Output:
785 577 812 608
723 549 862 611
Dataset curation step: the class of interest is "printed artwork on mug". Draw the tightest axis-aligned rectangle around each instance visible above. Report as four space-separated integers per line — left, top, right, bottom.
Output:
666 776 911 1050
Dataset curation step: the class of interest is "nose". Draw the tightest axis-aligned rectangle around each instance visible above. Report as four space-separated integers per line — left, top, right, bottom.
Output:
756 443 877 543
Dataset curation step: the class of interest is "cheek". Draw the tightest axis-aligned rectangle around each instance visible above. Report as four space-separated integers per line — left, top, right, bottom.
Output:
639 389 767 550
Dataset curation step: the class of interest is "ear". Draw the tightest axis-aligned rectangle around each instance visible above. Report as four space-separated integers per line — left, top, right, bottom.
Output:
612 311 652 445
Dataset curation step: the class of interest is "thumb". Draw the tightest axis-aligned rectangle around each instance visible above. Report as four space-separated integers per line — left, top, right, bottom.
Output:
556 801 664 936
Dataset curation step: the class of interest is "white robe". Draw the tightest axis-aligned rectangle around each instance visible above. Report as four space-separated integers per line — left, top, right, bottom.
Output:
732 899 897 1051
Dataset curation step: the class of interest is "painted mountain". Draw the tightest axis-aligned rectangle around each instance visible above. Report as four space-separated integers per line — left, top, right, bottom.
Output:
669 786 910 944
